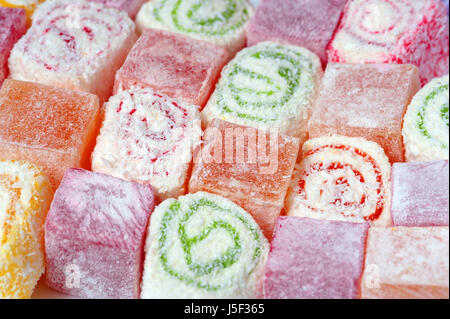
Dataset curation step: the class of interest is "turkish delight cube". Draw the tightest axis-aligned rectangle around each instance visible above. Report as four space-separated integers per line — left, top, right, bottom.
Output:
189 119 299 239
0 79 100 188
45 168 155 299
309 63 420 163
361 226 449 299
264 217 369 299
247 0 347 64
114 28 228 108
391 161 449 227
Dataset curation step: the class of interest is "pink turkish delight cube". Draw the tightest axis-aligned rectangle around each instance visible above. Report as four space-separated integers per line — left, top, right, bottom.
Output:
0 7 26 86
391 161 449 227
89 0 146 18
247 0 347 64
45 168 155 299
264 217 369 299
328 0 450 85
115 28 228 108
309 63 420 163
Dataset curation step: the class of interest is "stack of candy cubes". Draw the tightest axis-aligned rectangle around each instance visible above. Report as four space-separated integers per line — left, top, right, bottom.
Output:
0 0 448 299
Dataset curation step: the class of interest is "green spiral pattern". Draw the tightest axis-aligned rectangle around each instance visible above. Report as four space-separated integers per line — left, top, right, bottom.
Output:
208 42 320 125
154 193 267 293
416 83 449 146
147 0 251 37
403 74 449 161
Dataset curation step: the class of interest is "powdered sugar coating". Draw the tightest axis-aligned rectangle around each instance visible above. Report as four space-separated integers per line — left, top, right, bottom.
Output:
0 0 43 19
8 0 137 102
89 0 146 18
0 6 26 85
92 87 201 200
443 0 449 13
391 161 449 227
328 0 449 85
189 119 299 238
309 63 420 163
0 79 100 188
202 42 322 143
114 28 228 108
136 0 253 56
287 135 392 227
403 74 449 162
0 160 52 299
45 168 155 299
141 192 268 299
247 0 347 64
361 227 449 299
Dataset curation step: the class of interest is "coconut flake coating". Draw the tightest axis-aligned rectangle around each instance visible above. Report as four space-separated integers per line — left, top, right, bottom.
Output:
287 135 392 227
328 0 449 85
202 42 322 142
8 0 137 102
141 192 269 299
92 87 202 200
136 0 253 56
0 160 52 299
402 74 449 162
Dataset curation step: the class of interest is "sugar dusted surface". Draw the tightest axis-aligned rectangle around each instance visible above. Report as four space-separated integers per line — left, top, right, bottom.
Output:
92 87 202 200
247 0 346 64
309 63 420 163
0 160 52 299
45 168 154 299
189 119 299 238
362 227 449 299
329 0 449 85
89 0 146 17
287 135 392 227
202 41 323 142
0 0 43 18
264 217 368 299
8 0 137 102
115 28 228 108
136 0 253 56
141 192 269 299
0 6 26 85
403 74 449 162
0 79 100 187
391 161 449 227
